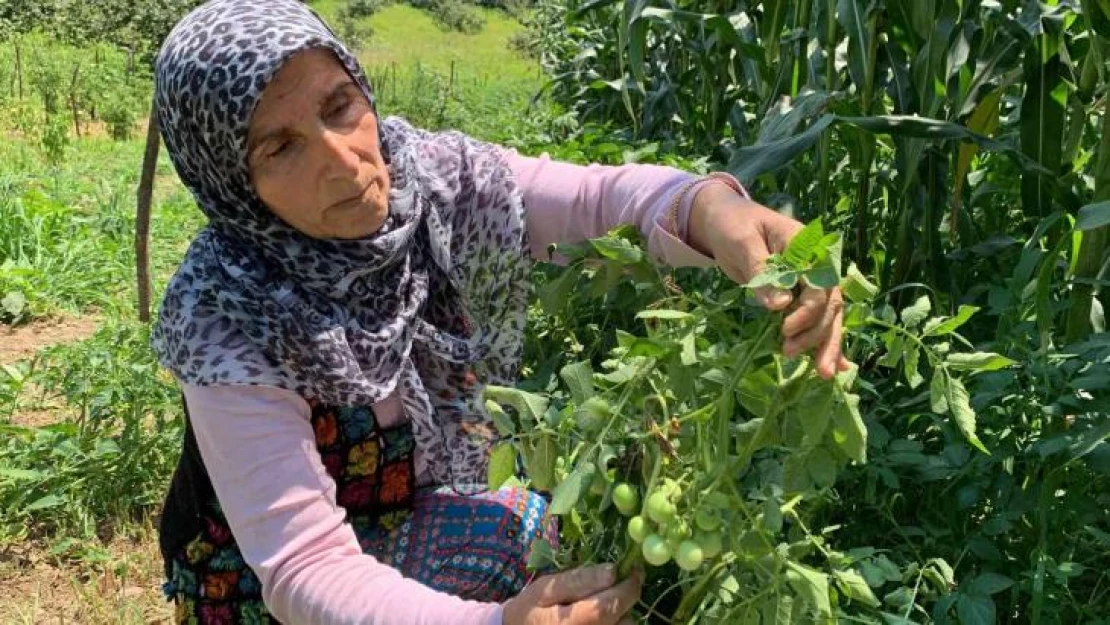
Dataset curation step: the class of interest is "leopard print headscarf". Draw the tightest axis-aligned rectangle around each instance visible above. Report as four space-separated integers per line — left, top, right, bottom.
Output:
151 0 531 491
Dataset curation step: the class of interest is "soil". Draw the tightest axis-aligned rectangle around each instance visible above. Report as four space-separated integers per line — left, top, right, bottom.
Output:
0 523 172 625
0 316 101 367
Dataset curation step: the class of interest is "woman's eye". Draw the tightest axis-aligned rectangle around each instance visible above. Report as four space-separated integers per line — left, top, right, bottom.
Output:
328 97 354 119
267 139 292 159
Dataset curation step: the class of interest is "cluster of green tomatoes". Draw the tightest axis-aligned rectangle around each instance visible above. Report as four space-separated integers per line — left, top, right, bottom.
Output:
609 478 727 572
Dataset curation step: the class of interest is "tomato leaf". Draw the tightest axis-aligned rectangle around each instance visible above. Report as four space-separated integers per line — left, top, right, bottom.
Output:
747 266 799 290
485 385 550 425
841 262 879 302
590 236 643 264
923 305 980 336
679 331 698 365
484 400 517 436
946 375 990 454
1076 200 1110 230
783 219 826 268
794 381 834 447
806 447 838 488
785 561 832 617
559 361 595 404
549 464 595 515
804 261 840 289
538 268 578 316
831 372 867 463
762 497 783 533
524 434 558 492
904 345 924 389
526 538 557 571
944 352 1017 372
0 468 44 481
834 569 881 607
968 572 1014 596
487 443 517 491
877 332 904 368
901 295 932 328
26 494 64 511
956 593 996 625
930 369 950 414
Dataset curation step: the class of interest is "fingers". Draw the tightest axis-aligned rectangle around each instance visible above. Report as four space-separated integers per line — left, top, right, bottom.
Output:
531 565 617 607
710 208 797 311
557 569 642 625
783 287 845 377
813 299 845 379
782 287 830 348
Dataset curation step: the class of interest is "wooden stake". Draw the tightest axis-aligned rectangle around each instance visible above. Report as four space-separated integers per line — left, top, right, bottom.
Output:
136 95 160 323
14 41 22 100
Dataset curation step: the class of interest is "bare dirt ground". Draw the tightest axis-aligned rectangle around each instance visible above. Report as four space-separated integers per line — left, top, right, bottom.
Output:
0 521 171 625
0 316 101 367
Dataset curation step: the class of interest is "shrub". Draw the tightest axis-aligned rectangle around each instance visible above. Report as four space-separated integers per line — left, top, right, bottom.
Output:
430 0 485 34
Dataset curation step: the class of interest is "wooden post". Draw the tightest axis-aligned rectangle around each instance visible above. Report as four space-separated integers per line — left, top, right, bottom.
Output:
136 95 160 323
14 41 22 100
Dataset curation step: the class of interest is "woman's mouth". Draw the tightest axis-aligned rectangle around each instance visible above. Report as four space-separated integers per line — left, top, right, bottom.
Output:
330 181 373 211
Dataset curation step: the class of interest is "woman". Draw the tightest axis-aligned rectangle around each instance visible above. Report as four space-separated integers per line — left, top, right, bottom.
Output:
152 1 848 623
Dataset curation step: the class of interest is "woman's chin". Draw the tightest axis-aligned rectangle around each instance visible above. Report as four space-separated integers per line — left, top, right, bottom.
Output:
329 207 388 239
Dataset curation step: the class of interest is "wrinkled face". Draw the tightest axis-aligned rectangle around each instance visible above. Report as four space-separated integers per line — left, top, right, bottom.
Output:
246 48 390 240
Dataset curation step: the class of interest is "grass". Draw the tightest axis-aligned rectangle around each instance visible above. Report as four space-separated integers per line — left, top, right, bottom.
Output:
360 4 539 80
0 134 203 324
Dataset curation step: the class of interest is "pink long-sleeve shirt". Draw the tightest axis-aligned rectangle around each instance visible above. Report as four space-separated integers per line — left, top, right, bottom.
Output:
179 151 730 624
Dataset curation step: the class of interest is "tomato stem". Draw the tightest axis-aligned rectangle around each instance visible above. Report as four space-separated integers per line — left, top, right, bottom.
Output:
617 541 643 579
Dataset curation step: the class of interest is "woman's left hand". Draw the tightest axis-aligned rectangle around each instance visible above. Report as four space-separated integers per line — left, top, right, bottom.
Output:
686 182 852 380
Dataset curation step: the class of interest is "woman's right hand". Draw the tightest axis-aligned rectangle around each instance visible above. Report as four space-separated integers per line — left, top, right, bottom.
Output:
502 564 642 625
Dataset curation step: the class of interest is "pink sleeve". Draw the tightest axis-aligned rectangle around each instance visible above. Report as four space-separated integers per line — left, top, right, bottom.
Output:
504 150 717 268
181 383 503 625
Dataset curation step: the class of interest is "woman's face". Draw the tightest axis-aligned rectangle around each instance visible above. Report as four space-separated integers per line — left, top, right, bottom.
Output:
247 48 390 239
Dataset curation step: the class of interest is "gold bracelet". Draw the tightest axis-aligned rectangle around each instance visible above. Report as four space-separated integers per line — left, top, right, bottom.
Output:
666 171 748 240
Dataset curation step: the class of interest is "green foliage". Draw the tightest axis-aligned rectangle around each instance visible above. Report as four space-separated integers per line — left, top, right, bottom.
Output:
494 225 1030 621
537 0 1110 326
40 113 70 166
335 0 381 51
0 0 204 59
428 0 488 34
0 322 182 542
0 35 153 151
0 132 204 322
103 99 138 141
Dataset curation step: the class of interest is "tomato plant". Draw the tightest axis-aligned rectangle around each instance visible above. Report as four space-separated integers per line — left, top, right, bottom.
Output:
487 223 1014 622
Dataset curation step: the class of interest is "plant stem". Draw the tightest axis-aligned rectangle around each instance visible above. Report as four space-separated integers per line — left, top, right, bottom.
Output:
1065 90 1110 342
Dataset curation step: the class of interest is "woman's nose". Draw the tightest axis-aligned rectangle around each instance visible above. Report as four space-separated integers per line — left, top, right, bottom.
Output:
318 129 361 179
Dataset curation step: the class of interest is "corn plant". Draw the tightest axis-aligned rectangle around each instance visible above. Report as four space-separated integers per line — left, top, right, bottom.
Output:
537 0 1109 343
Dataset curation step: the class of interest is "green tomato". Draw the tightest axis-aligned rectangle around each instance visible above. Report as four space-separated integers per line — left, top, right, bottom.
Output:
695 529 723 559
694 508 722 532
590 470 608 495
627 516 648 543
660 478 681 498
646 491 675 525
666 519 691 544
612 483 639 516
675 540 704 571
575 396 610 432
642 534 672 567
